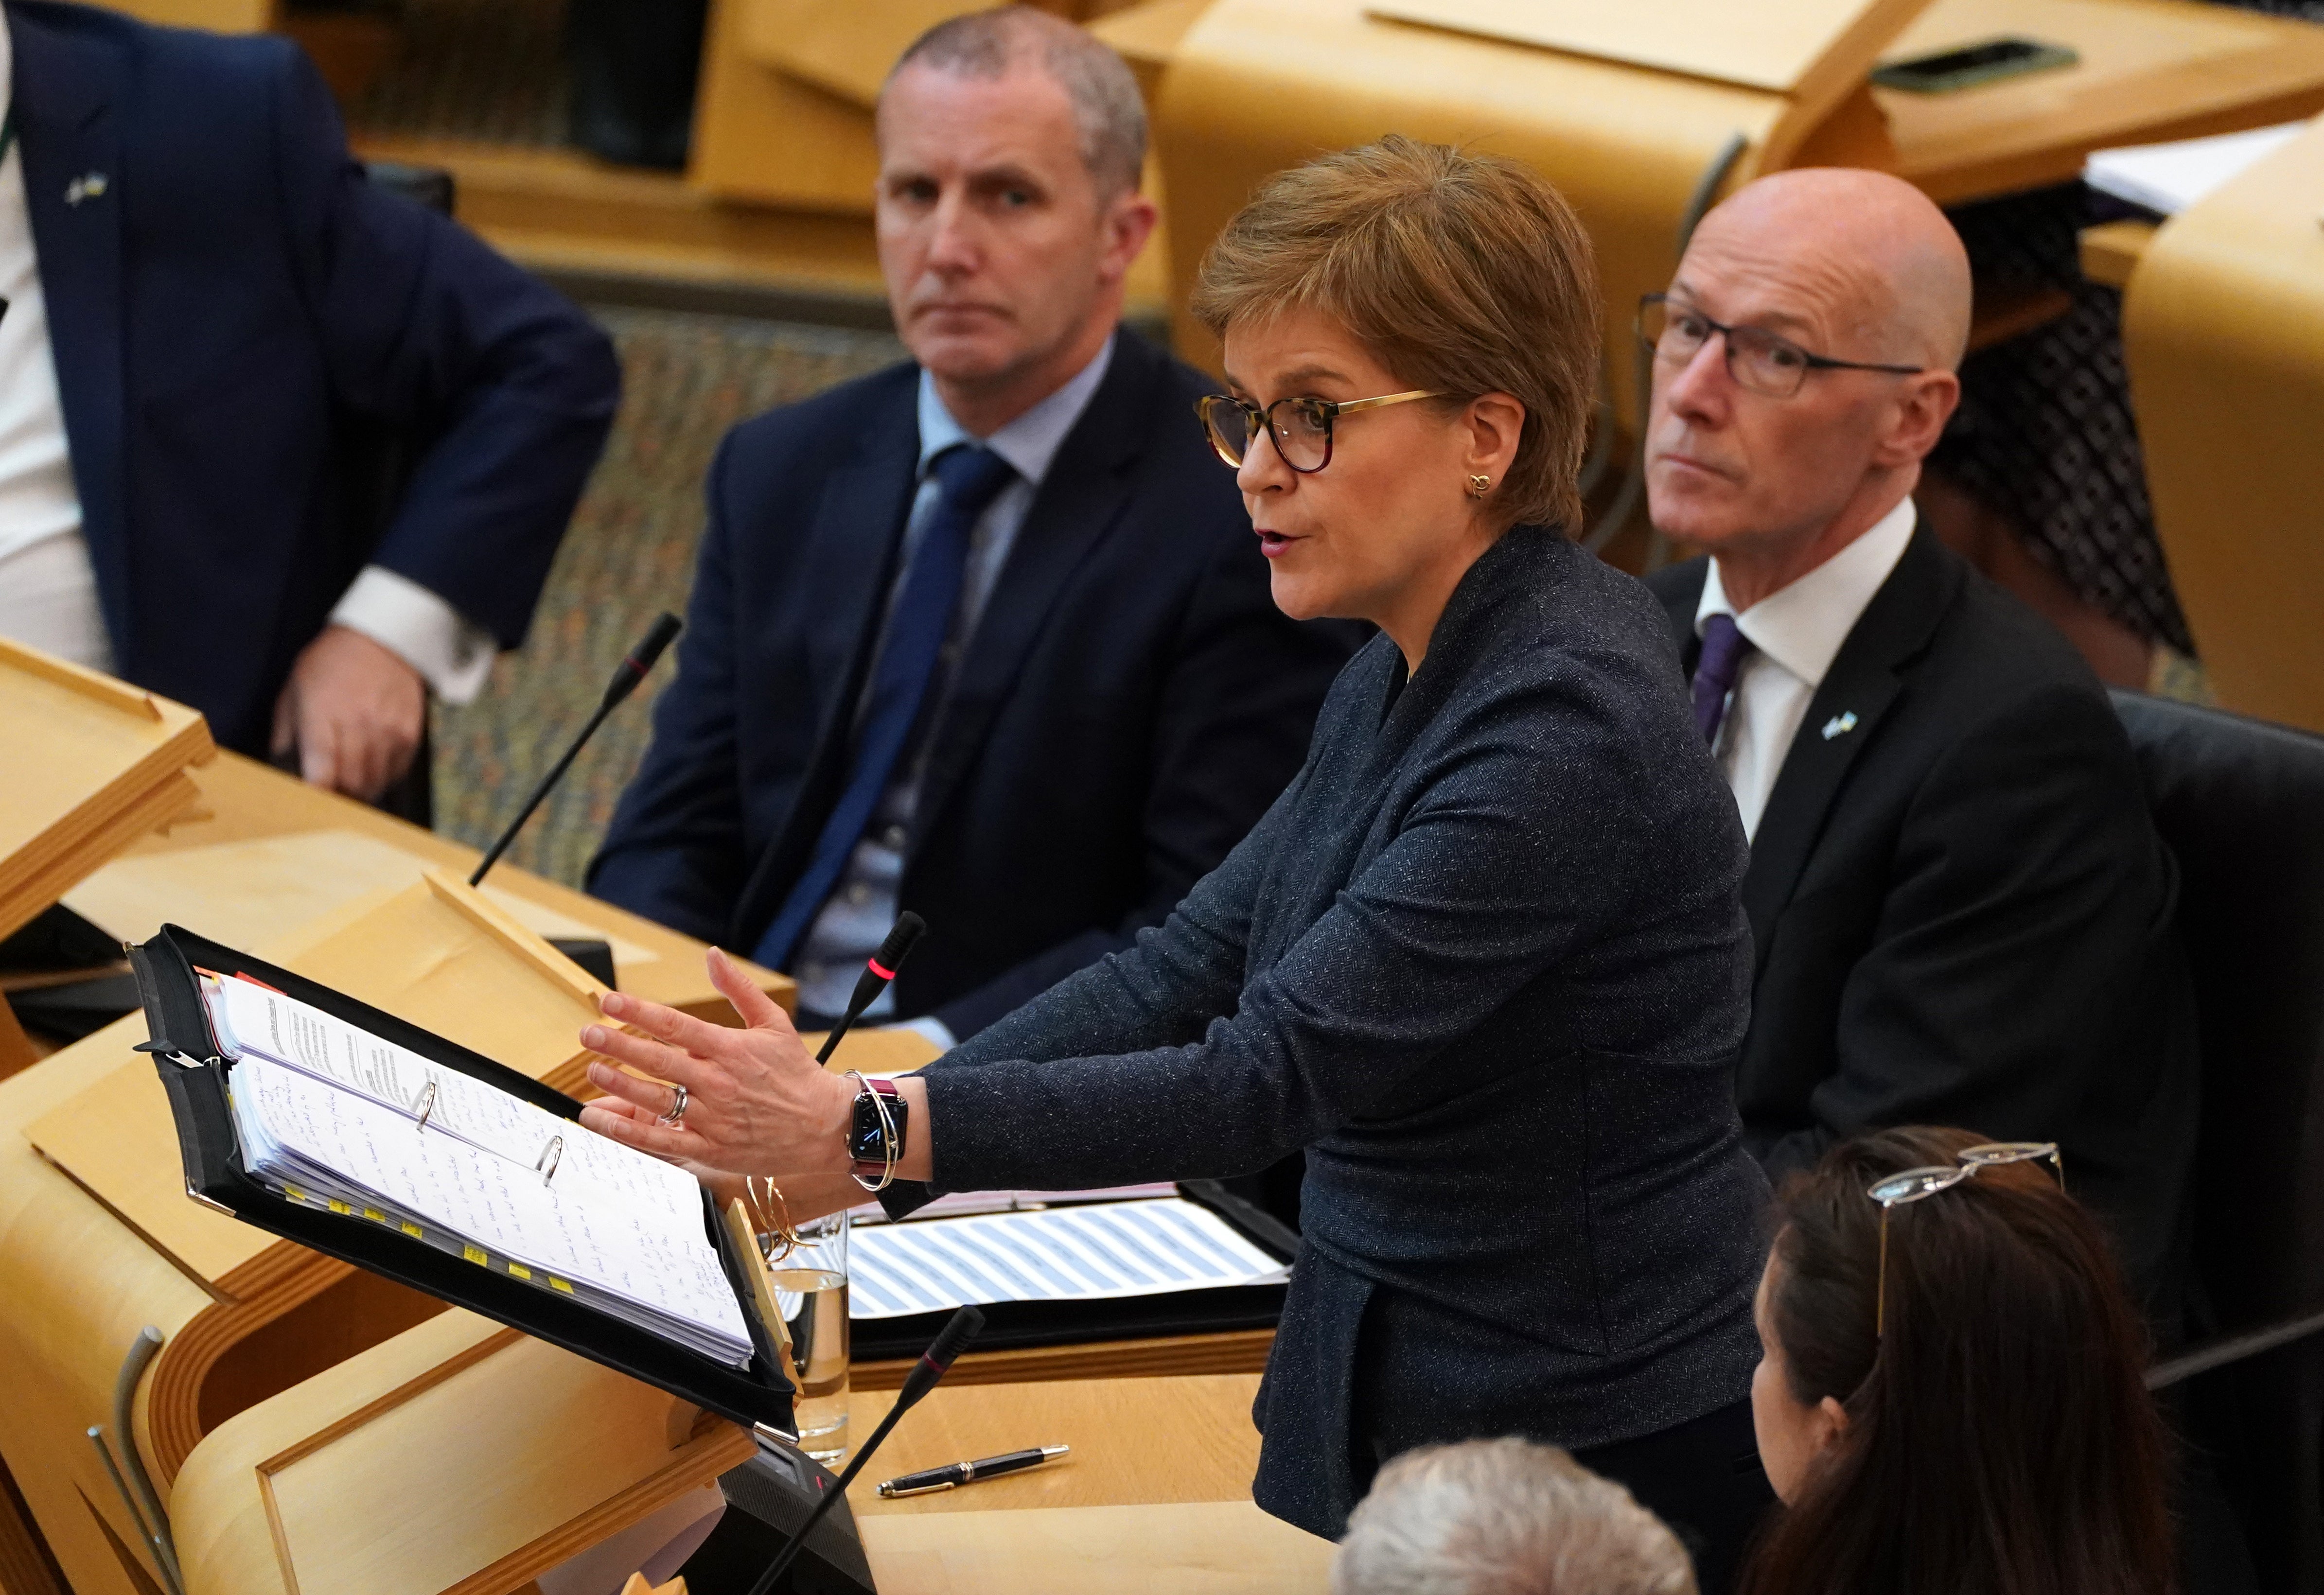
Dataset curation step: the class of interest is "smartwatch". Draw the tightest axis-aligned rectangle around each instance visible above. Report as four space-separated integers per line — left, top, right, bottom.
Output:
848 1076 907 1190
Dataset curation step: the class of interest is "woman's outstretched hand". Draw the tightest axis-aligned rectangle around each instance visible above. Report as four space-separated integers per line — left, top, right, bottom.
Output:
576 946 855 1184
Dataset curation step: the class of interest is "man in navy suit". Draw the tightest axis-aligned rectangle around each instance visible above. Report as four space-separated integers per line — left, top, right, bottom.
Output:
0 0 618 799
589 7 1350 1044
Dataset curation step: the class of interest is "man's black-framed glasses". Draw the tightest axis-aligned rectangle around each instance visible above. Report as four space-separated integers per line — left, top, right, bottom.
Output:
1637 294 1926 400
1195 390 1442 474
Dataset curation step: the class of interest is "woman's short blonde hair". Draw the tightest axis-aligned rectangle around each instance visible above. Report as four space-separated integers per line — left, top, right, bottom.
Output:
1190 136 1602 531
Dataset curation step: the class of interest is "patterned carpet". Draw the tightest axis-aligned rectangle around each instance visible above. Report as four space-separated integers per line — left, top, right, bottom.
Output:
343 0 571 147
431 308 903 887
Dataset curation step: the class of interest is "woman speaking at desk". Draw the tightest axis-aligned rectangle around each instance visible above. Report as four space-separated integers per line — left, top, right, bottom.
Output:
578 137 1772 1580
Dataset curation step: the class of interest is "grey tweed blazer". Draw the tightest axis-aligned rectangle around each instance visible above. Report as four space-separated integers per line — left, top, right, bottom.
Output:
894 524 1769 1536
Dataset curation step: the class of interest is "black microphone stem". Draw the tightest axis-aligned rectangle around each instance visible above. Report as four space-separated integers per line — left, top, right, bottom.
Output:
468 613 681 889
468 695 617 888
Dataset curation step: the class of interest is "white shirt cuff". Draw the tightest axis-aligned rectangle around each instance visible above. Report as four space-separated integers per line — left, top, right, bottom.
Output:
890 1015 957 1053
329 565 497 705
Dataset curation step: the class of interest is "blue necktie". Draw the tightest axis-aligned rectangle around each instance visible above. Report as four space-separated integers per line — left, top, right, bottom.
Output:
1691 612 1754 746
755 444 1018 969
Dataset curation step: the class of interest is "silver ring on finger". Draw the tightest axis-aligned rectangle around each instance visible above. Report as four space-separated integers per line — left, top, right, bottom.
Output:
658 1082 688 1127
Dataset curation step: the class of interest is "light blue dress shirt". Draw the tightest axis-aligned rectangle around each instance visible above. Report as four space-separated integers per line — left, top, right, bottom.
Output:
791 334 1117 1036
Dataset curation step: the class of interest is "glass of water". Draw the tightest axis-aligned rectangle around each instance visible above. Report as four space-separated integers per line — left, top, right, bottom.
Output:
772 1210 850 1466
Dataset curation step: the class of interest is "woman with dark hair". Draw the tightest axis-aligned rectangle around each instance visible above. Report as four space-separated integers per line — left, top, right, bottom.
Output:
1742 1125 2174 1595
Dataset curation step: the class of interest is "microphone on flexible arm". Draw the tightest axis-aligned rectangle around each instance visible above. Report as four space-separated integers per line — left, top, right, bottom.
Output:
468 612 683 889
813 911 927 1064
745 1305 985 1595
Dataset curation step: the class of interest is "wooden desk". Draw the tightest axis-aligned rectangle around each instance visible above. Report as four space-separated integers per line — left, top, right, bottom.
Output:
2121 116 2324 732
2081 217 2160 289
1147 0 2324 389
0 752 795 1595
79 749 786 1022
164 1306 1330 1595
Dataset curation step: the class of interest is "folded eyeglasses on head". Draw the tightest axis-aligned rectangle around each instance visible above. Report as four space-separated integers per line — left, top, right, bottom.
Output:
1865 1140 2063 1336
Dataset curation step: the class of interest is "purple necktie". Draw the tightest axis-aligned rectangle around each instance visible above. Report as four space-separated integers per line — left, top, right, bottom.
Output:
1691 613 1754 745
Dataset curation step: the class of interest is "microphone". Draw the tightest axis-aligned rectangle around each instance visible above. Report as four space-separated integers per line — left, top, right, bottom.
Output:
812 912 927 1065
746 1306 984 1595
468 613 683 888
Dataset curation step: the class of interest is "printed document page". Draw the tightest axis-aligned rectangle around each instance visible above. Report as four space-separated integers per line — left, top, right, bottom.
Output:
847 1197 1290 1320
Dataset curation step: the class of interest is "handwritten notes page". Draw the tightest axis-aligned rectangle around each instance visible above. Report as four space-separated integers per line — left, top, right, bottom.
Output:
846 1198 1291 1320
209 975 749 1365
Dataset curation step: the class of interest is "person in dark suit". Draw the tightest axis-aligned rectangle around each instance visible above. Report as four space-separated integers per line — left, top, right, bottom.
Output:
0 0 618 801
1635 169 2199 1315
579 138 1776 1590
588 8 1350 1043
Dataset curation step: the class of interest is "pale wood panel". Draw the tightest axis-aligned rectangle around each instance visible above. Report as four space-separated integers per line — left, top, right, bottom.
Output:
1366 0 1927 156
848 1374 1264 1514
116 751 790 1023
2123 116 2324 732
168 1309 750 1595
0 638 212 943
860 1501 1334 1594
0 1017 219 1595
0 998 35 1085
2080 218 2159 290
1881 0 2324 203
739 0 991 108
78 0 272 30
855 1327 1274 1391
691 0 887 214
65 830 660 973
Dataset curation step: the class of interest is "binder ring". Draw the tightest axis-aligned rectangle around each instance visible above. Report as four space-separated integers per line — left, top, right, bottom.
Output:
414 1079 439 1132
658 1082 688 1127
536 1135 564 1187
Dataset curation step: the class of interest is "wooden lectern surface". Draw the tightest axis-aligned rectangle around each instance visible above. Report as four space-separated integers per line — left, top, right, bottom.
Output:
1879 0 2324 203
165 1302 1319 1595
87 750 789 1021
2121 115 2324 734
0 637 212 945
169 1308 753 1595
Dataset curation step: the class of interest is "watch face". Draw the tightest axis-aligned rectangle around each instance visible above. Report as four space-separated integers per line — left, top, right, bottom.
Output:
850 1094 897 1161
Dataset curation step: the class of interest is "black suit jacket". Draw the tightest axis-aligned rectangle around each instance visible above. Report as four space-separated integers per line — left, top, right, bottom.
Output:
1647 527 2201 1308
897 526 1768 1537
10 0 619 752
587 331 1354 1036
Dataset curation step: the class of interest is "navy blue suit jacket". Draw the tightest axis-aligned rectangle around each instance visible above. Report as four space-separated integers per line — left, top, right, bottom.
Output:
11 0 618 752
588 331 1355 1037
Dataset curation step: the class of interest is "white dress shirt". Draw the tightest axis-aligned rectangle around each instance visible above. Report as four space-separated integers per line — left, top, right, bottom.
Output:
1694 496 1917 841
0 23 493 700
792 334 1118 1049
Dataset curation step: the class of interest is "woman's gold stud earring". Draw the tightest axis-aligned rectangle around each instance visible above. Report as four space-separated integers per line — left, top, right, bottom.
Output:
1467 474 1492 499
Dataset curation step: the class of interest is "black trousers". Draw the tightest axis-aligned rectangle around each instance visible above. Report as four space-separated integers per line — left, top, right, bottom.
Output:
1572 1397 1772 1595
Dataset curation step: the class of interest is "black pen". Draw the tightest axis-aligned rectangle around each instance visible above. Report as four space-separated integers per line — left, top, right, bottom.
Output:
876 1444 1070 1498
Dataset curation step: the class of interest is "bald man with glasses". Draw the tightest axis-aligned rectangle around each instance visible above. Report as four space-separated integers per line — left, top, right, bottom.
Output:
1638 169 2199 1325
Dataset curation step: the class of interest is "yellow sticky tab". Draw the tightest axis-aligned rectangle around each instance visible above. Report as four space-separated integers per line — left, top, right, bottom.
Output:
363 1208 386 1224
400 1221 423 1239
508 1263 531 1280
462 1244 489 1266
327 1198 351 1215
548 1277 573 1294
283 1184 307 1204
